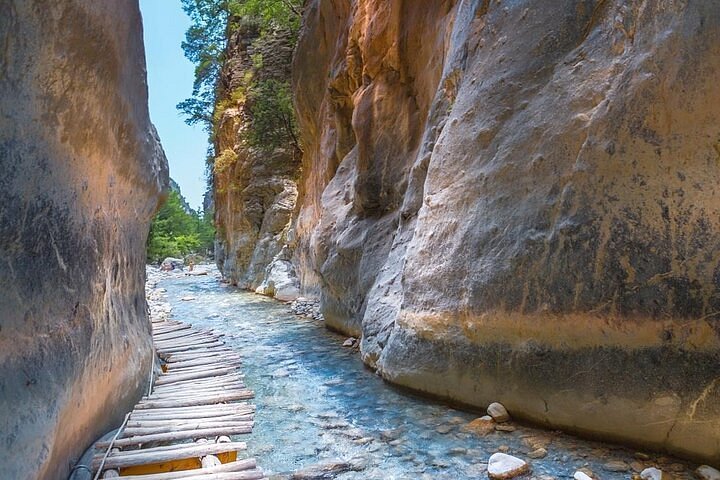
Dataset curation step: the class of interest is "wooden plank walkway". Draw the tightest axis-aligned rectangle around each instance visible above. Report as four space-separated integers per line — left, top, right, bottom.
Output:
92 318 265 479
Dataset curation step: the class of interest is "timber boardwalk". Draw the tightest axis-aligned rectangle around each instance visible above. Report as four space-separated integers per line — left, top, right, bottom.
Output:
91 317 265 479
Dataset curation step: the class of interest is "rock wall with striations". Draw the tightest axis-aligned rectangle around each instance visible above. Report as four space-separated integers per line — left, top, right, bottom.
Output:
214 23 302 301
292 0 720 462
0 1 167 478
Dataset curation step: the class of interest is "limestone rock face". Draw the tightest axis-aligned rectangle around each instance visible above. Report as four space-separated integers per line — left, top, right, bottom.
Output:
0 2 168 479
293 0 720 461
214 24 301 300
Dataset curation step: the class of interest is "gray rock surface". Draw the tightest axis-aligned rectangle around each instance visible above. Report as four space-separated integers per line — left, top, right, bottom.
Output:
0 1 167 478
292 0 720 462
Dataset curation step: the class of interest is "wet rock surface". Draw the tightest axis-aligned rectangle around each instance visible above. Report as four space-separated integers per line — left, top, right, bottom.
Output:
157 270 705 479
0 1 167 478
291 0 720 461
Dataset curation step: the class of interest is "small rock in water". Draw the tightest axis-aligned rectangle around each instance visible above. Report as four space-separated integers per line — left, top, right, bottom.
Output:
498 445 510 453
640 467 666 480
528 447 547 459
573 471 593 480
495 424 516 432
463 416 495 436
342 337 357 347
290 458 366 479
487 453 530 479
697 465 720 480
436 424 453 434
180 295 196 301
487 402 511 422
603 460 630 472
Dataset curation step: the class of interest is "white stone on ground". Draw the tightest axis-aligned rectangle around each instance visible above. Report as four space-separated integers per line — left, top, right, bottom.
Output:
487 402 510 422
697 465 720 480
487 453 529 479
343 337 357 347
574 472 593 480
640 467 664 480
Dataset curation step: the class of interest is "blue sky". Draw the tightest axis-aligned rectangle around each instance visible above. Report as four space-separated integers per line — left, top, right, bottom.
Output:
140 0 208 210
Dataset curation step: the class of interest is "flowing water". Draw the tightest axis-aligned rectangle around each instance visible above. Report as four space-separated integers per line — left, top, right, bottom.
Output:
157 267 696 480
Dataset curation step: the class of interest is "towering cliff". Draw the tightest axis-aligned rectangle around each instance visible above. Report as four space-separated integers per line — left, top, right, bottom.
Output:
0 1 167 478
292 0 720 463
214 22 302 301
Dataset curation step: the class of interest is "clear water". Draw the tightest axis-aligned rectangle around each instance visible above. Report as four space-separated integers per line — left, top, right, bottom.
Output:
158 268 696 480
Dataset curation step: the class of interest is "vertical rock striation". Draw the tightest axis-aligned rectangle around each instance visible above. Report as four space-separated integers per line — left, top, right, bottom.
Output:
214 23 302 301
292 0 720 462
0 1 167 478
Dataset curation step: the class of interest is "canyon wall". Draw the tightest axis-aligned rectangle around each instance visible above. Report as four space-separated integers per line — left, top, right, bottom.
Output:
292 0 720 463
214 24 302 301
0 1 167 478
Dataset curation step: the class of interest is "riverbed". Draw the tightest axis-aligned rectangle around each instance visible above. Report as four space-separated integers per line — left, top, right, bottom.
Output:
154 266 697 480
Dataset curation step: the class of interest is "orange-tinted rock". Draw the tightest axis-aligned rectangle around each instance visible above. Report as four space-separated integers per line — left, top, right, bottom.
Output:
0 1 167 478
293 0 720 462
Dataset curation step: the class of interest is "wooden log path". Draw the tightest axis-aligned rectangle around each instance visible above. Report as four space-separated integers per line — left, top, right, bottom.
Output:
92 317 265 479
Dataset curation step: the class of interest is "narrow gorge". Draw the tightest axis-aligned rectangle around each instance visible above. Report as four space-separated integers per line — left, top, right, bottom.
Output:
214 0 720 463
1 0 720 479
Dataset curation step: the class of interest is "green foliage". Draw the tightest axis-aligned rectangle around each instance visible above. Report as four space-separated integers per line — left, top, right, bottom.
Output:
178 0 303 139
229 0 303 33
147 191 215 263
178 0 231 130
246 79 299 151
214 148 238 174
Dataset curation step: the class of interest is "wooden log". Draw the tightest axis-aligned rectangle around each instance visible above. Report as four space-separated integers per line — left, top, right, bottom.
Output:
157 342 226 354
163 364 241 375
90 441 248 470
154 367 237 386
155 334 221 347
144 387 248 402
152 324 191 335
116 459 258 480
149 382 246 398
153 328 205 339
121 421 254 438
163 351 237 362
136 391 254 409
147 384 247 398
129 409 254 422
165 363 242 376
127 414 254 428
129 403 254 416
163 471 264 480
155 340 225 352
165 354 241 367
145 382 249 396
95 424 254 449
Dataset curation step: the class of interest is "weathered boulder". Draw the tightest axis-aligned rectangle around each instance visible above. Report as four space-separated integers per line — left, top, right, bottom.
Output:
0 1 167 479
161 257 184 271
487 453 530 479
293 0 720 462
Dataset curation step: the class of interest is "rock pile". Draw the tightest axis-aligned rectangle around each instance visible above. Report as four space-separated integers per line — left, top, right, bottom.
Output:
290 298 324 321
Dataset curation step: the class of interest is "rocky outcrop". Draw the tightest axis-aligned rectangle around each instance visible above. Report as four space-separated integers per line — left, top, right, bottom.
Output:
0 1 167 479
214 23 301 299
292 0 720 463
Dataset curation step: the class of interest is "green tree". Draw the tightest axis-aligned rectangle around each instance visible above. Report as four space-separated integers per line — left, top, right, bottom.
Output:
146 191 215 263
177 0 303 134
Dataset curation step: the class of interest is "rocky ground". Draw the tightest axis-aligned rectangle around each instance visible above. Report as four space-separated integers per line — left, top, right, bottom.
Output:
289 297 324 321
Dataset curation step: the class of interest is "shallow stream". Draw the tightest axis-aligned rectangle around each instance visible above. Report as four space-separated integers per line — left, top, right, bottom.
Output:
157 267 696 480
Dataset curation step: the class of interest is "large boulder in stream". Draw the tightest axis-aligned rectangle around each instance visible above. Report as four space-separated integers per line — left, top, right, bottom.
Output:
292 0 720 462
0 1 168 478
